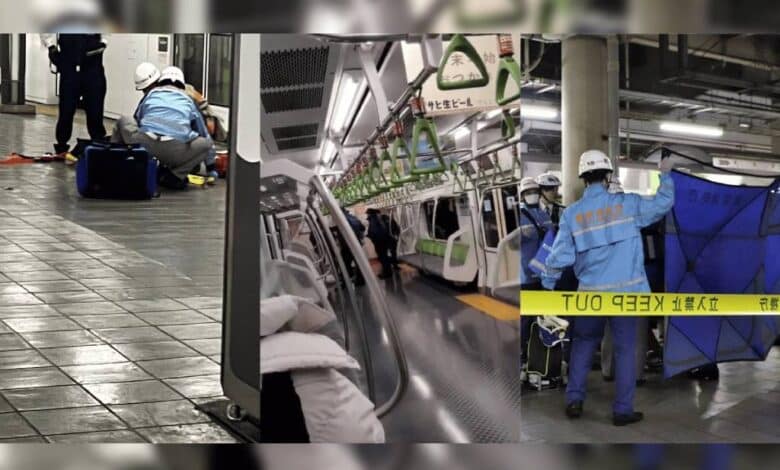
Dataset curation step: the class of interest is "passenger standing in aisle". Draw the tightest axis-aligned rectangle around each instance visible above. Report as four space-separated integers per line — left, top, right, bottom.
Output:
42 34 108 161
541 149 675 426
517 177 553 362
366 209 393 279
112 65 215 189
382 213 401 270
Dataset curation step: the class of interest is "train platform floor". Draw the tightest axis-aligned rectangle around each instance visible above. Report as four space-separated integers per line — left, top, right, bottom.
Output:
0 113 234 443
375 269 522 442
520 347 780 443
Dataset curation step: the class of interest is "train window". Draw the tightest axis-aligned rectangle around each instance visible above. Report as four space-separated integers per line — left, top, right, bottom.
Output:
174 34 205 92
434 198 460 240
423 200 436 237
208 34 234 107
501 185 520 234
482 192 500 248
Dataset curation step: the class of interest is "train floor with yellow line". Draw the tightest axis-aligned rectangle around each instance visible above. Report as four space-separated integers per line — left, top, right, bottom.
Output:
368 267 522 442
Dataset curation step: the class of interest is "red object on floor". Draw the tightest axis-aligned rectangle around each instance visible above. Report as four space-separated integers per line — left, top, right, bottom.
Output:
0 154 35 165
215 151 229 178
0 153 64 165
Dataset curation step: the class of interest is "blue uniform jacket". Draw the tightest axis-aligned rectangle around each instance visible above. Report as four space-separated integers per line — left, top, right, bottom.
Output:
134 86 216 162
519 204 553 285
542 174 675 292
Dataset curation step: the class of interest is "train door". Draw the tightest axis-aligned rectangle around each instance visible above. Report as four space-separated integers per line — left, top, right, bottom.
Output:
479 188 504 291
480 182 524 292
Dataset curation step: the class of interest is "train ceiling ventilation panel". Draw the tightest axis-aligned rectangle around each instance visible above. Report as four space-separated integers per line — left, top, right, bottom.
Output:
260 40 339 157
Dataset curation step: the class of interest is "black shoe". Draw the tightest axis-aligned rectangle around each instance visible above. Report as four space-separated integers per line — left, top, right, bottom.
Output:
565 401 583 419
159 172 188 190
636 378 647 387
613 411 644 426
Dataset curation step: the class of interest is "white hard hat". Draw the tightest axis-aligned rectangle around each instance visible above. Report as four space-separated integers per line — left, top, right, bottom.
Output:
519 176 540 194
578 149 613 177
608 175 624 194
536 172 561 188
134 62 160 90
160 66 185 86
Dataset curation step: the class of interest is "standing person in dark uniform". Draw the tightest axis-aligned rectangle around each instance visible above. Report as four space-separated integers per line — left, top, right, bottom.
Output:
382 213 401 270
41 34 108 161
367 208 393 279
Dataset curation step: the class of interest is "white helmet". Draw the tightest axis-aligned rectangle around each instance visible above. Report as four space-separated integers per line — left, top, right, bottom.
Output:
134 62 160 90
519 176 540 194
578 149 613 177
536 172 561 188
608 175 624 194
160 66 185 87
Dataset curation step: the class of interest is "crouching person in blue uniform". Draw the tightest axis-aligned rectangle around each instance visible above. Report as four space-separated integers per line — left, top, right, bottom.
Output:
517 177 553 363
112 64 216 190
541 150 675 426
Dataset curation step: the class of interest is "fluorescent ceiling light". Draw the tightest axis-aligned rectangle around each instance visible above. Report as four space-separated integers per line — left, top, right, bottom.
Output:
536 84 556 94
484 109 503 120
320 139 336 164
521 104 558 120
659 121 723 138
450 126 471 139
329 75 360 134
739 122 751 128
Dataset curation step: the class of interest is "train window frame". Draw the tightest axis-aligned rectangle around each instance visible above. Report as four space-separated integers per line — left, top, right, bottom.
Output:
500 184 520 236
433 197 461 241
207 33 234 107
481 190 501 249
174 34 206 93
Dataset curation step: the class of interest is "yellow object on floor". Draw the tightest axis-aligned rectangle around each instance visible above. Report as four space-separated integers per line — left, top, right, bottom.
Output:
456 294 520 322
63 153 78 166
187 174 216 186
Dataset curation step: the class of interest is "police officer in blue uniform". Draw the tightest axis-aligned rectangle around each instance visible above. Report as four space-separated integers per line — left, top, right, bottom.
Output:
42 34 108 156
518 177 553 361
536 172 566 228
542 149 675 426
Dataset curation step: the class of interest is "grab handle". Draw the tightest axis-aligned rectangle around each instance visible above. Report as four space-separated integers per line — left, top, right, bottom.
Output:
437 34 489 90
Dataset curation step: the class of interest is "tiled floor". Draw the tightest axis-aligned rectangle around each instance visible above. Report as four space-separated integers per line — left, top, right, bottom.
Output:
0 113 236 443
520 347 780 443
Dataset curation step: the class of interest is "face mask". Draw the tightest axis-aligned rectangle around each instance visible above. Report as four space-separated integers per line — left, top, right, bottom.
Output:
523 194 540 205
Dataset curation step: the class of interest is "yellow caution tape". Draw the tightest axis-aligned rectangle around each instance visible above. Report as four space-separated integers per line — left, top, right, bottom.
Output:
520 291 780 317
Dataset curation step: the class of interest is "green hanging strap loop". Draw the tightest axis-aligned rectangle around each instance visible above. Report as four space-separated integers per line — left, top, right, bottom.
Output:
375 136 395 191
408 97 446 176
437 34 490 90
389 118 419 185
501 109 516 139
495 34 522 106
366 148 387 195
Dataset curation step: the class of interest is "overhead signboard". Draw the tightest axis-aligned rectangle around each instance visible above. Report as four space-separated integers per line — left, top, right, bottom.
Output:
400 34 519 117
